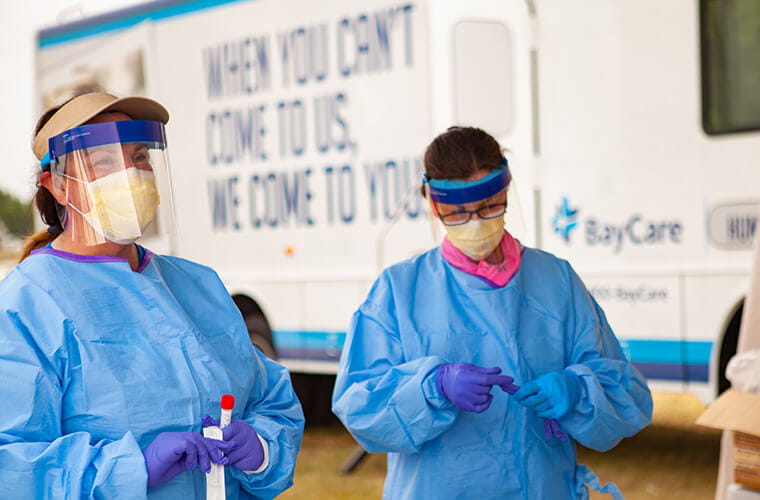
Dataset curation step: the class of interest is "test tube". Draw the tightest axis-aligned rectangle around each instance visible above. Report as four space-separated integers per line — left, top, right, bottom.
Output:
204 394 236 500
220 394 234 428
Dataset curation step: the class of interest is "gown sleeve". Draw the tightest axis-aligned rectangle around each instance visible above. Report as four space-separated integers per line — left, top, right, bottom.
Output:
558 263 654 451
230 348 305 499
0 274 148 499
332 272 458 454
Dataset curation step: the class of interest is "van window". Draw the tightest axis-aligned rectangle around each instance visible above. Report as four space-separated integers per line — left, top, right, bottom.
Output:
453 21 512 135
701 0 760 134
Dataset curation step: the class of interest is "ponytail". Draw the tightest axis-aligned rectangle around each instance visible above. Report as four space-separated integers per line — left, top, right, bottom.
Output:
18 187 64 262
19 230 57 262
19 102 70 262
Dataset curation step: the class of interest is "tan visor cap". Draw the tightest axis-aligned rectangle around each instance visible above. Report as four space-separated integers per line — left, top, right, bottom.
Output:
32 92 170 160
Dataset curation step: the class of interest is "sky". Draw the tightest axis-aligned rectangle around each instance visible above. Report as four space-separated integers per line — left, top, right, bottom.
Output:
0 0 137 201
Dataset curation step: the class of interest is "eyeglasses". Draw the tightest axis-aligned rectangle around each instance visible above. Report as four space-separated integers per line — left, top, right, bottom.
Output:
438 202 507 226
77 144 154 180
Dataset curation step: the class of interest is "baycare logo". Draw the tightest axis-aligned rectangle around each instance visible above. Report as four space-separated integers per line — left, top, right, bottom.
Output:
551 197 684 253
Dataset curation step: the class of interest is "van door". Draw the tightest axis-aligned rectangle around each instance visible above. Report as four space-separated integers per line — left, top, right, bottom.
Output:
427 0 538 246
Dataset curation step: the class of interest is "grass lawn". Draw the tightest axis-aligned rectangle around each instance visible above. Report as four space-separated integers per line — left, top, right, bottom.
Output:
580 392 721 499
280 392 722 499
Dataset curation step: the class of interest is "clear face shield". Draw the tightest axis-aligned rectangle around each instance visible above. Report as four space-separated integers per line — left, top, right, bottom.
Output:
47 120 174 246
423 159 511 223
422 159 511 259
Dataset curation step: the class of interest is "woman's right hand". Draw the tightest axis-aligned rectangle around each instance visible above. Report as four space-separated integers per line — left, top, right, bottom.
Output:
142 431 237 489
436 363 514 413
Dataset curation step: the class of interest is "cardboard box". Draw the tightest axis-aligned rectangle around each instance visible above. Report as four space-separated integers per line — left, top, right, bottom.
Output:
697 390 760 491
734 433 760 491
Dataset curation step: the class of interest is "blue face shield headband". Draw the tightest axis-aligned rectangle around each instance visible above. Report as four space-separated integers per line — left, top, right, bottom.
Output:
422 158 511 204
42 120 167 169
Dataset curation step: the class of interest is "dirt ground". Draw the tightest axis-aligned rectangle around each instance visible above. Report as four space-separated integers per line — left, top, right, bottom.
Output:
280 392 722 499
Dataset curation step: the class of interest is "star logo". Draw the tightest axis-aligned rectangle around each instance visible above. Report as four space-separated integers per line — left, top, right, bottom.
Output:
552 197 579 243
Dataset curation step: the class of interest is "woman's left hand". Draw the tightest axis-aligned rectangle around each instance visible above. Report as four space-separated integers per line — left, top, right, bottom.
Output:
202 415 265 472
513 370 582 420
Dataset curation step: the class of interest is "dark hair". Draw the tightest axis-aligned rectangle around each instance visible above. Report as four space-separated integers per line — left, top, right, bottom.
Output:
19 102 71 261
423 126 504 181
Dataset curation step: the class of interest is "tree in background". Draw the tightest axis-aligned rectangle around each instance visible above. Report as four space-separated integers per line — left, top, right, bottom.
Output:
0 189 33 238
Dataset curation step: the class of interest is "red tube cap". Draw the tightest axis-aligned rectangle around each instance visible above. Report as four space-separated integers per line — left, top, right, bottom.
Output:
221 394 235 410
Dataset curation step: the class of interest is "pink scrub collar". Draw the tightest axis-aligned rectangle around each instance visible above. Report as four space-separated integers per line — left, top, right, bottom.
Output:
441 230 522 288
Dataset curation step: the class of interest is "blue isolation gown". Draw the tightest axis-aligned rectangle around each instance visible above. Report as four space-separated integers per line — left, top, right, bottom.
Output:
333 247 652 499
0 247 304 499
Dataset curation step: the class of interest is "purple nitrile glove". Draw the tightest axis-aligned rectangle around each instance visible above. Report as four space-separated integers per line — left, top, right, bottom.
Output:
543 417 569 442
203 415 266 472
514 370 582 420
498 379 568 442
202 414 220 428
223 420 266 471
142 431 235 489
436 363 514 413
499 380 521 396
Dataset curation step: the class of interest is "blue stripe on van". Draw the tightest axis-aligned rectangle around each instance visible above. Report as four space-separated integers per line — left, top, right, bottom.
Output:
277 348 342 362
273 330 346 350
619 339 713 366
273 330 346 363
38 0 250 48
631 362 709 382
272 331 714 382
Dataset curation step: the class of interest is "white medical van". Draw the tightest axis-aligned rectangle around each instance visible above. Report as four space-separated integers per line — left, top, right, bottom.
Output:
35 0 759 413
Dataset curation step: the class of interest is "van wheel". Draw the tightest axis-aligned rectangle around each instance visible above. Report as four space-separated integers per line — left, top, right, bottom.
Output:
290 373 339 426
717 303 742 395
244 314 278 360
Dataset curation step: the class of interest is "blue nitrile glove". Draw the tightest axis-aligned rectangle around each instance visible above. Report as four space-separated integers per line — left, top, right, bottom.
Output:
142 431 235 489
514 370 582 420
203 415 266 472
498 379 569 441
436 363 514 413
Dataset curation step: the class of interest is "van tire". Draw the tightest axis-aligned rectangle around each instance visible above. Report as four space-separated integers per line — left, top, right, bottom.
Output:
244 313 278 360
717 303 742 395
290 373 339 426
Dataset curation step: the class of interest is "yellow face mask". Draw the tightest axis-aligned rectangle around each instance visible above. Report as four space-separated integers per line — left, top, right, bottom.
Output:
69 169 160 244
444 217 505 260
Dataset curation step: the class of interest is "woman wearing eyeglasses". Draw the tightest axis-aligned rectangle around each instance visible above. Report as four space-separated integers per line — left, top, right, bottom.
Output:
332 126 652 499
